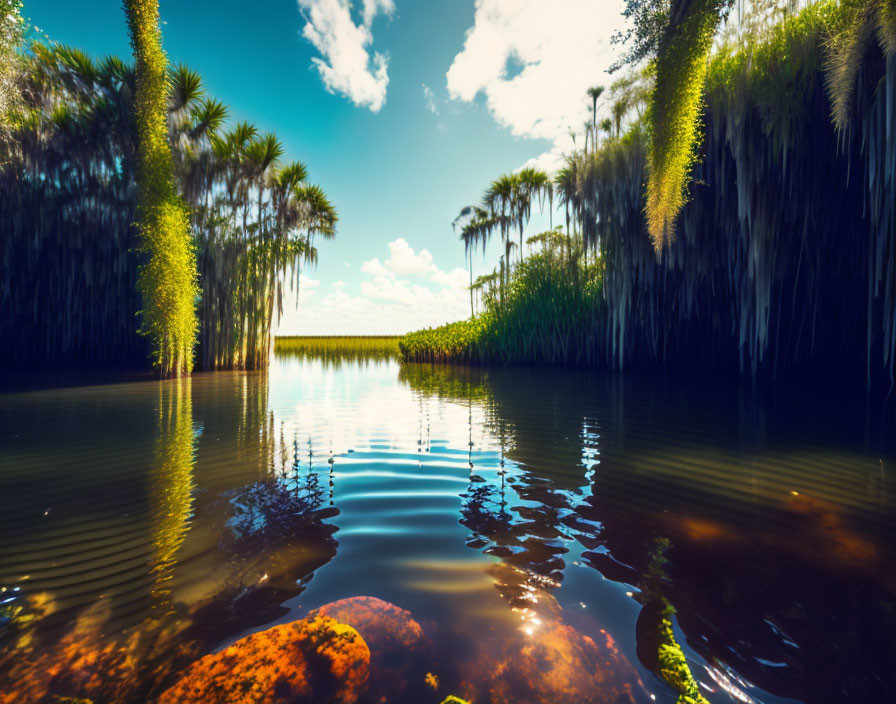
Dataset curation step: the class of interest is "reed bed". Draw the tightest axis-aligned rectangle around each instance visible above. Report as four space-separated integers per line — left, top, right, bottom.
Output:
275 336 400 365
400 250 604 366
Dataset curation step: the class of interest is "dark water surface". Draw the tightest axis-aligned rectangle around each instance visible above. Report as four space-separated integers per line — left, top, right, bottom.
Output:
1 356 894 703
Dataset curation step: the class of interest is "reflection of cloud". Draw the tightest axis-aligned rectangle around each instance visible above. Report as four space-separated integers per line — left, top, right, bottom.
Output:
279 238 472 335
446 0 625 171
298 0 395 112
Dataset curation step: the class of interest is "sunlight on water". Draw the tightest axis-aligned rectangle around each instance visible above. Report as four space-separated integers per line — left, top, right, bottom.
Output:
1 356 894 703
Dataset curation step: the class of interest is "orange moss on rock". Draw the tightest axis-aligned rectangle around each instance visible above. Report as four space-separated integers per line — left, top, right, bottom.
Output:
155 614 369 704
312 596 433 702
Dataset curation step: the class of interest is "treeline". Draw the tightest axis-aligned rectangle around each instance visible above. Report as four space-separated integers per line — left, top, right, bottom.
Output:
0 41 335 370
403 1 896 393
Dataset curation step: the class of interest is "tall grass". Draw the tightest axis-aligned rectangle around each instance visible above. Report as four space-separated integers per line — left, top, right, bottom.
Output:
400 247 604 365
275 336 400 365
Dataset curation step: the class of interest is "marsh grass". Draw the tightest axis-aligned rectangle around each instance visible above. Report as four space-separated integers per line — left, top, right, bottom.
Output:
400 250 604 366
274 336 400 365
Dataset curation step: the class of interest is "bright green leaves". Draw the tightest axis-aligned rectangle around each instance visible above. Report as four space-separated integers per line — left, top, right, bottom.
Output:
125 0 199 377
646 0 727 250
657 616 711 704
0 0 25 131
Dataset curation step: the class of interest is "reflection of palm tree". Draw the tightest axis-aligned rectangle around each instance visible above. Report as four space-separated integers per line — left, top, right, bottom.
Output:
151 378 196 601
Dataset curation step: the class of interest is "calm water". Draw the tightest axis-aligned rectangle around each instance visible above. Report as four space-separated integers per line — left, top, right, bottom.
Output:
1 355 895 703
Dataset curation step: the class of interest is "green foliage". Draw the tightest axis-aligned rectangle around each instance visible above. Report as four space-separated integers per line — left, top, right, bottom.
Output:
274 336 399 365
583 3 896 389
825 0 896 129
0 42 335 370
658 616 711 704
400 246 604 365
621 0 896 249
399 319 487 364
646 0 728 248
0 0 24 132
125 0 199 377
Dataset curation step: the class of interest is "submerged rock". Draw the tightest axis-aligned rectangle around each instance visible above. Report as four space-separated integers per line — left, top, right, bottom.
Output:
312 596 433 701
155 614 369 704
489 620 648 704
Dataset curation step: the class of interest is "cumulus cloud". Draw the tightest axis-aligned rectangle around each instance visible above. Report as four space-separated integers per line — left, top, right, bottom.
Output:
446 0 626 171
298 0 395 112
383 237 437 276
277 239 473 335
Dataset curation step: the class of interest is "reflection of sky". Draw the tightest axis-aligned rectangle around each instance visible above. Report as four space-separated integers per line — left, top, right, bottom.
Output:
267 357 504 466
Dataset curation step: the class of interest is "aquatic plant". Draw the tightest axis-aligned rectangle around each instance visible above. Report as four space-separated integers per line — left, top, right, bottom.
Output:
124 0 199 377
657 614 711 704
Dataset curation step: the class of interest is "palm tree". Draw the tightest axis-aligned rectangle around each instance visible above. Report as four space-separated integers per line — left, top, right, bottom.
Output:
484 174 517 291
2 41 337 372
516 167 552 258
586 85 604 152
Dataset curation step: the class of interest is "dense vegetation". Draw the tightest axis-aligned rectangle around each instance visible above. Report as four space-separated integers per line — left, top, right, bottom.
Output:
400 238 604 365
275 336 400 365
404 0 896 393
0 20 335 371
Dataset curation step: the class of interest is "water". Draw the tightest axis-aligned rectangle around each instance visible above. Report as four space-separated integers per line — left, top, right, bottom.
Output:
1 355 894 703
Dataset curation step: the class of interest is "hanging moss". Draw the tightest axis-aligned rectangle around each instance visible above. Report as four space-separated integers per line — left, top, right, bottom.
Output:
405 3 895 394
124 0 199 377
646 0 727 249
0 0 24 131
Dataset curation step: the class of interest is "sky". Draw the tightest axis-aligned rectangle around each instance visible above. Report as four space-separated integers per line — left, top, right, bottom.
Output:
25 0 627 334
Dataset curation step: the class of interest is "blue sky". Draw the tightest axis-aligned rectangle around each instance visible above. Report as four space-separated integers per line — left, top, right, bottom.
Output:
26 0 625 334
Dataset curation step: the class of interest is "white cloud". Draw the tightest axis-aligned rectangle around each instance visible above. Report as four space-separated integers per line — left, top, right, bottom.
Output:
298 0 394 112
446 0 626 171
422 83 438 115
299 274 321 294
277 238 473 335
360 256 391 277
383 237 437 277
